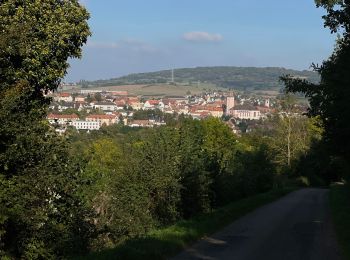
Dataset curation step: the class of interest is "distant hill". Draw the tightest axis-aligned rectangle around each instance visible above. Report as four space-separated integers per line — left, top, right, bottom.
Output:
82 66 319 91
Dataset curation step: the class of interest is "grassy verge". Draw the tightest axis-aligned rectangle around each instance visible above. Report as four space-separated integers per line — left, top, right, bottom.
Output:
330 184 350 260
76 187 296 260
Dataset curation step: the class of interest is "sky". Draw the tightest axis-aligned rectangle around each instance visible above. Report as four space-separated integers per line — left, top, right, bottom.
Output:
65 0 336 82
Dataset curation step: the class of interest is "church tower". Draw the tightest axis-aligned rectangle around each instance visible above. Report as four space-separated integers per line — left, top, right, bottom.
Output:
226 91 235 115
265 99 270 108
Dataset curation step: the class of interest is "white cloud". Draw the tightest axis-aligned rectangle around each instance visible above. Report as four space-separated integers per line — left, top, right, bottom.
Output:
183 31 223 42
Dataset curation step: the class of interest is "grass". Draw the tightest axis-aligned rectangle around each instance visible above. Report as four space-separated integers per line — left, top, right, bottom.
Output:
75 187 297 260
73 83 225 96
330 183 350 260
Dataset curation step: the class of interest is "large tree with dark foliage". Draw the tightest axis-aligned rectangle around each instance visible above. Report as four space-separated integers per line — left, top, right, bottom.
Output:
282 0 350 176
0 1 91 258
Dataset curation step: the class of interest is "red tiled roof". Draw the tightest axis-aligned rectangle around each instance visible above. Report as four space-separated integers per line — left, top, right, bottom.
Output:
86 114 116 120
200 112 210 116
59 93 71 97
146 100 159 105
207 107 223 112
47 113 79 119
115 101 126 106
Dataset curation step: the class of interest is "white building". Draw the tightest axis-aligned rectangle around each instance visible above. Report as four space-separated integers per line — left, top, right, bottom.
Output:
230 105 261 120
75 96 85 102
93 102 118 111
265 99 270 108
80 89 102 94
143 100 160 110
47 114 79 125
72 120 101 130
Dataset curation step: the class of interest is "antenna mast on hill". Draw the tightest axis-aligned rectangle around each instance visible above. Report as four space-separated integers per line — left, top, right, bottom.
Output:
171 68 174 83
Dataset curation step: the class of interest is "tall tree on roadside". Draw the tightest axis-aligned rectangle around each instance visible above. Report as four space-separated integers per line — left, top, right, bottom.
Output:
178 119 212 218
269 95 318 170
0 1 91 258
282 0 350 177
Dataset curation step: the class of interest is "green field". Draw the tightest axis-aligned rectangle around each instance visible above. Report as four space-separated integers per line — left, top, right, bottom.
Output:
74 83 226 96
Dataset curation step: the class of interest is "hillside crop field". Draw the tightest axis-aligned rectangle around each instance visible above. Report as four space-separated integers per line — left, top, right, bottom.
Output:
76 83 225 96
80 66 319 92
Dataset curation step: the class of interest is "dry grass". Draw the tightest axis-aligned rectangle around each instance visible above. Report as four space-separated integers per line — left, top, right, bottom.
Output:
77 83 225 96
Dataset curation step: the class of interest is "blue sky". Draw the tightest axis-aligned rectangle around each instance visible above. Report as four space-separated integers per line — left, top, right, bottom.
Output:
66 0 336 82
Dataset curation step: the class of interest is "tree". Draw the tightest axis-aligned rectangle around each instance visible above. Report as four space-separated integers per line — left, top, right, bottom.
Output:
0 0 90 95
94 92 102 102
0 83 94 258
80 138 153 248
178 119 212 217
0 1 91 258
282 0 350 176
270 114 319 170
261 95 321 172
134 128 182 225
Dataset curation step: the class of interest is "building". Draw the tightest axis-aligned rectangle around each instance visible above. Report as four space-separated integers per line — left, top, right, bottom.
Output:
86 114 119 126
230 105 261 120
127 97 143 110
72 120 101 130
163 95 189 104
54 93 73 102
74 96 85 102
264 99 270 108
143 100 160 110
93 102 118 111
47 113 79 125
80 89 102 94
226 92 235 115
207 107 224 118
55 101 75 111
128 120 153 127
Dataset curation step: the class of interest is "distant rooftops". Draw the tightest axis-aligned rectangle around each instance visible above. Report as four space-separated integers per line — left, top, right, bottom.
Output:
231 104 258 111
47 113 79 119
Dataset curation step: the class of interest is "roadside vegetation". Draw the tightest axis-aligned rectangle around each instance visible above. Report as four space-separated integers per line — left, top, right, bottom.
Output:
330 184 350 260
284 1 350 259
76 188 297 260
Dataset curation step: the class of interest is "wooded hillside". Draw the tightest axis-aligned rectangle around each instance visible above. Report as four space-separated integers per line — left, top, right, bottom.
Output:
83 67 319 91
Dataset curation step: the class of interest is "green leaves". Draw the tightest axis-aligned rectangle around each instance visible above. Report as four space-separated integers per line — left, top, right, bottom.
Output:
284 0 350 170
315 0 343 8
0 0 90 93
0 0 91 258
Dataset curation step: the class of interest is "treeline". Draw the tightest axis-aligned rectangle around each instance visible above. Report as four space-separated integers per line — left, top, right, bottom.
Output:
81 66 320 91
60 111 324 255
0 98 333 259
71 118 274 241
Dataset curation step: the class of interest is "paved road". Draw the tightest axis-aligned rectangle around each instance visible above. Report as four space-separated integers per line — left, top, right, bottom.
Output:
172 188 342 260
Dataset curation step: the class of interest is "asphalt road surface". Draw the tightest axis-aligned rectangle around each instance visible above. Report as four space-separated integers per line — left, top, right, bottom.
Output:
172 188 342 260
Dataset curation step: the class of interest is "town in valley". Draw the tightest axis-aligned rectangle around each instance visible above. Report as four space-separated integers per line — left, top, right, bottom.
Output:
47 82 307 135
